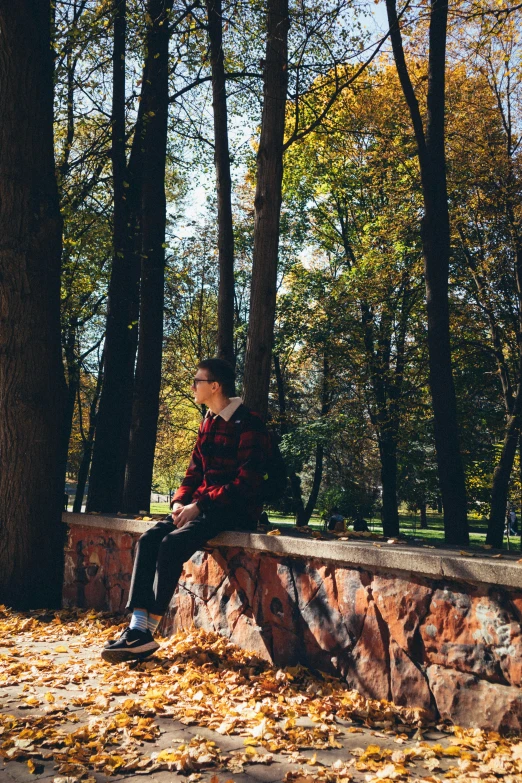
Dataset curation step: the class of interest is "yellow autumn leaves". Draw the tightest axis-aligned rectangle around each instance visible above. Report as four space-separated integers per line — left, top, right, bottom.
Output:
1 606 522 783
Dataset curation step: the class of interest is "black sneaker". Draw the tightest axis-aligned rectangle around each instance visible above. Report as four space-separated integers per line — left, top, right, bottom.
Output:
101 627 159 664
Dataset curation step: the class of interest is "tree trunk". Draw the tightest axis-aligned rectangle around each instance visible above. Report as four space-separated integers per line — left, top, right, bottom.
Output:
273 353 306 520
423 0 469 543
122 0 173 515
360 300 402 537
0 1 67 608
420 502 428 529
87 0 141 513
487 389 522 548
206 0 235 366
300 444 324 525
298 355 330 526
386 0 469 545
73 361 103 514
242 0 289 420
74 442 92 514
379 435 400 537
461 237 522 547
519 434 522 551
61 323 80 470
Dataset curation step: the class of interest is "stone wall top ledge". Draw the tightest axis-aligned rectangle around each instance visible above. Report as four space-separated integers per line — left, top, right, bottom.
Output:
63 512 522 590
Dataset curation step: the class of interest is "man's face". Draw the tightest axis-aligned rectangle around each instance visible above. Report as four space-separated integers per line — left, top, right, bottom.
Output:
192 369 218 406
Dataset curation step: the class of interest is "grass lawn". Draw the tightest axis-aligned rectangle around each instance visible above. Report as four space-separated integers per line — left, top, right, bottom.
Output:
149 503 521 551
150 503 172 515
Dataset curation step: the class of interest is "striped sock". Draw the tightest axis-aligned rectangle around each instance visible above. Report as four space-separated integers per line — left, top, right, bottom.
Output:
129 609 148 633
148 614 162 635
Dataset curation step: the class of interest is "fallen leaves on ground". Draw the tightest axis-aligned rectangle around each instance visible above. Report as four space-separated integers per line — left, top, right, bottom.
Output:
0 607 521 782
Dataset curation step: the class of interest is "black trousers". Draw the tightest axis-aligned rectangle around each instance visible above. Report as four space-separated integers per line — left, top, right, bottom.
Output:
126 510 253 616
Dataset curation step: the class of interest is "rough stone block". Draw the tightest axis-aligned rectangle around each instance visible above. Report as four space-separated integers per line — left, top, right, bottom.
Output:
256 556 301 665
427 663 522 733
389 639 435 717
297 563 351 645
373 574 432 654
180 548 228 601
335 566 371 644
344 601 390 701
421 586 522 685
63 525 138 611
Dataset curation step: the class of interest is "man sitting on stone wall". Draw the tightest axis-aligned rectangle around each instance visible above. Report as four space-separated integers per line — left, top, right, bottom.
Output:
102 358 270 664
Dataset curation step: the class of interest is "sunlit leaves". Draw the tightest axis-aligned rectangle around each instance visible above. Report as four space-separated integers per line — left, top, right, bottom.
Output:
1 608 522 782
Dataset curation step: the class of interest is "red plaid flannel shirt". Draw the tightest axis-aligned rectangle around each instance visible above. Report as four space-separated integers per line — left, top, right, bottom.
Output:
172 404 270 524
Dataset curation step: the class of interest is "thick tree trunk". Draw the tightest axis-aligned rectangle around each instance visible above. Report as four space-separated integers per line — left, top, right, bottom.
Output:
122 0 173 515
0 1 67 608
87 0 141 513
379 435 400 537
206 0 235 366
242 0 289 420
420 502 428 529
386 0 469 545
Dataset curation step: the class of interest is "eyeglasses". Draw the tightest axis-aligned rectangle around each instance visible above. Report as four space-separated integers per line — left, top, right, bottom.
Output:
192 377 215 388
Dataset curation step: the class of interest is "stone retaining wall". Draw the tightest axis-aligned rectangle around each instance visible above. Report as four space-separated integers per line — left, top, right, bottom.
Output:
62 513 522 732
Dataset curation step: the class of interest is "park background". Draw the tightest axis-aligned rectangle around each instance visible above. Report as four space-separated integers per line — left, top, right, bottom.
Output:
1 0 522 608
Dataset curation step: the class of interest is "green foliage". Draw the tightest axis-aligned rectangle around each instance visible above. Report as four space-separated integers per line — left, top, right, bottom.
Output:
56 0 522 533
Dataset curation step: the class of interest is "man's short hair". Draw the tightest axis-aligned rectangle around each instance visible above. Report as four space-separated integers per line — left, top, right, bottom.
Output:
198 358 236 397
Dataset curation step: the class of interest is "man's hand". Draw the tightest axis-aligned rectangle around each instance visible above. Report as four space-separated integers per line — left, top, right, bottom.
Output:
170 501 184 521
172 502 200 529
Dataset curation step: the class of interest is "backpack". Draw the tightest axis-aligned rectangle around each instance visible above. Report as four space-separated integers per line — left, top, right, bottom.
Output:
233 408 288 505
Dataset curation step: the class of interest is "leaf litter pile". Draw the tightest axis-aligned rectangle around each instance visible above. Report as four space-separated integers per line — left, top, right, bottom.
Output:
0 607 521 783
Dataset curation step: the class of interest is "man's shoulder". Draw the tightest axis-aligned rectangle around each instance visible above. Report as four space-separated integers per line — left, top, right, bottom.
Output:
234 404 267 431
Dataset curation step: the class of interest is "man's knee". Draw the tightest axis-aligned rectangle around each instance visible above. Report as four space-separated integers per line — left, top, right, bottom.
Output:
137 522 172 549
158 525 201 563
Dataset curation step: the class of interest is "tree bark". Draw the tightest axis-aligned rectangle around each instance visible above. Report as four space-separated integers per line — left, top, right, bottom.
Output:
420 502 428 529
487 245 522 546
122 0 173 515
87 0 141 513
273 354 306 520
379 434 400 537
386 0 469 545
519 434 522 551
462 218 522 545
486 398 521 547
73 359 104 513
299 356 330 525
338 209 409 538
61 322 80 471
242 0 289 420
206 0 235 366
360 297 405 538
0 1 67 608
